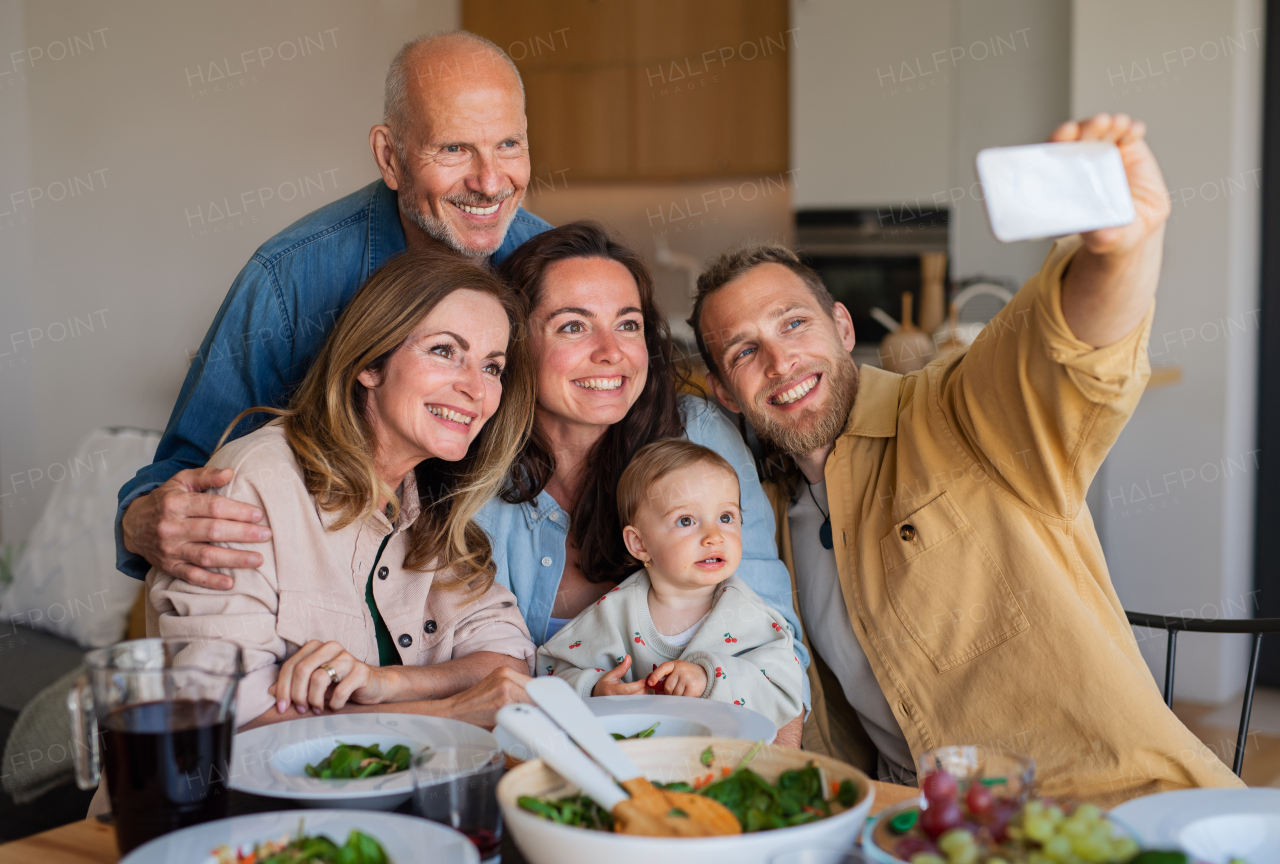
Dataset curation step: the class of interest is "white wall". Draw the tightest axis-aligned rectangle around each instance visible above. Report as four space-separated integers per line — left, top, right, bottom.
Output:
791 0 955 209
0 0 459 543
948 0 1069 285
1074 0 1262 702
790 0 1070 281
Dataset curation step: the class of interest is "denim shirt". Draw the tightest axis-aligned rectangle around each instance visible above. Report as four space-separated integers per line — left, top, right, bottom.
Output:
475 395 811 683
115 179 551 579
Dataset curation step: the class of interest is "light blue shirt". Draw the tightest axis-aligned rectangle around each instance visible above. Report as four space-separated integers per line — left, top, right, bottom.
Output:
476 395 811 682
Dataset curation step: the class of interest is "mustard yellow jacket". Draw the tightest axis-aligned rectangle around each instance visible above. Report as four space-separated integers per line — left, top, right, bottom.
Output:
771 236 1241 806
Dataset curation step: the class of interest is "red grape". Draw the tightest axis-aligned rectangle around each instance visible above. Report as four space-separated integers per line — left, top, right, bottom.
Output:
921 770 958 805
987 800 1017 842
894 837 936 859
919 800 963 838
965 783 993 816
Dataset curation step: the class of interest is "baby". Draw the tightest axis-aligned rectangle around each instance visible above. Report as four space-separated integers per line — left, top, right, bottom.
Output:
537 438 804 741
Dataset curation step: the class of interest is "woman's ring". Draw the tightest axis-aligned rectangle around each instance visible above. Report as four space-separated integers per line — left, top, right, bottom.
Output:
321 663 341 685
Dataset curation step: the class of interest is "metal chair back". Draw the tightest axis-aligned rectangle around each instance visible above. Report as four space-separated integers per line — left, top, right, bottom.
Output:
1126 611 1280 776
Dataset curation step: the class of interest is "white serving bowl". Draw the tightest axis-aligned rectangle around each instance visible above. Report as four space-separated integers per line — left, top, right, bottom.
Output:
497 736 875 864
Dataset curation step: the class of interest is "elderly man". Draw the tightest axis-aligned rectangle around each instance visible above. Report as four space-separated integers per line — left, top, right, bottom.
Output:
117 31 549 589
691 114 1243 804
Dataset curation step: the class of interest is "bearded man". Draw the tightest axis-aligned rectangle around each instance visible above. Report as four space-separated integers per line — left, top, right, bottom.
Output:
116 31 550 588
691 113 1242 804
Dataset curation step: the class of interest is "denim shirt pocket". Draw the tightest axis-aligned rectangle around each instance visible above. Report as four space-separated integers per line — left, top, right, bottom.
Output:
880 491 1029 672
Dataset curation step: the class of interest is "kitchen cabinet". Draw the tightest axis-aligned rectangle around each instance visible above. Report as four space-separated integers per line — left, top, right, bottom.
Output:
463 0 789 181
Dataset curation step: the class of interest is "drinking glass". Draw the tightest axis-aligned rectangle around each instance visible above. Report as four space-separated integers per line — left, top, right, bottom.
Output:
412 746 505 859
916 744 1035 809
67 637 243 854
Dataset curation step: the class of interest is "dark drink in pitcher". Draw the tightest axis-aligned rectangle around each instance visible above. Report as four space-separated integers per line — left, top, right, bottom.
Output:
100 698 234 854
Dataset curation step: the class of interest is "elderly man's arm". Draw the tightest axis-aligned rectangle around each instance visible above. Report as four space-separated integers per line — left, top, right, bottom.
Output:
1056 113 1170 347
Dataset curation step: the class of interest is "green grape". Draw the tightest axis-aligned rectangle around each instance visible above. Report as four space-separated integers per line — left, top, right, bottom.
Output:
938 828 978 864
1042 834 1074 863
1111 836 1139 861
1046 805 1065 827
988 858 1011 864
1025 815 1056 842
1070 831 1112 863
1062 816 1092 839
938 828 976 853
1074 804 1102 824
909 854 947 864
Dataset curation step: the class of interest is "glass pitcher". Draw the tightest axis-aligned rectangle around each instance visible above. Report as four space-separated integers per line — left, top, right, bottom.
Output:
68 637 243 854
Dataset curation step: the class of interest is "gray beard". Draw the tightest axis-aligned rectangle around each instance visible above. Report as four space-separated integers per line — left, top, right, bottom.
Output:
398 187 519 259
741 352 859 459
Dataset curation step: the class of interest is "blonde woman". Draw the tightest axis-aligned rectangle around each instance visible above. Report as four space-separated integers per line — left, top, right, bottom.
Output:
148 246 537 729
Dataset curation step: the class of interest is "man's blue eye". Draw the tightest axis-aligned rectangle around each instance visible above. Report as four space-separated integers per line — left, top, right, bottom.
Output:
785 318 802 330
445 145 461 153
736 346 756 362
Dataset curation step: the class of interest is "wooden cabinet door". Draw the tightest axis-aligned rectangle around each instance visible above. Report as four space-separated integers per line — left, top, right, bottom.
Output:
463 0 789 181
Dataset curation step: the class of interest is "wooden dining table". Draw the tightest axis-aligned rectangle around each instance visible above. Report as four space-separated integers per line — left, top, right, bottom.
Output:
0 779 919 863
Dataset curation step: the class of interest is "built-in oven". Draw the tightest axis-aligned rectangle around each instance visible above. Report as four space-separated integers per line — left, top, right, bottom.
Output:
794 206 949 360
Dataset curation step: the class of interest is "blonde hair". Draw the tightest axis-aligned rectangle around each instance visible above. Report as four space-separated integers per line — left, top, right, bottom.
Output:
221 245 534 590
616 439 738 527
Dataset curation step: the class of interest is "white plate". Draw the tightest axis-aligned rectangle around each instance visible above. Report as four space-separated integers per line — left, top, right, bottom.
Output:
1111 788 1280 864
494 694 775 760
120 808 478 864
229 713 498 810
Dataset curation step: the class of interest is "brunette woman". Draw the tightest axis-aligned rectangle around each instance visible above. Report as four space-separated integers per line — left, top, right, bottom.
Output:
477 222 807 744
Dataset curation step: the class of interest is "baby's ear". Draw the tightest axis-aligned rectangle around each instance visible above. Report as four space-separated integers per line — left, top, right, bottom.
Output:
622 525 649 562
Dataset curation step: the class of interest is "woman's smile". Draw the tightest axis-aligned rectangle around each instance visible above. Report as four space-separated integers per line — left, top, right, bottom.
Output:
572 375 626 392
426 402 477 429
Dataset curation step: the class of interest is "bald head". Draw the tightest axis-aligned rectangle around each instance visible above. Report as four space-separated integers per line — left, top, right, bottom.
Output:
370 29 531 258
384 31 524 147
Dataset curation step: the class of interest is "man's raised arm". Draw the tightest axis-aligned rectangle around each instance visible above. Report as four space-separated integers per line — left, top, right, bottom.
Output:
938 112 1168 520
116 258 290 590
1056 113 1170 347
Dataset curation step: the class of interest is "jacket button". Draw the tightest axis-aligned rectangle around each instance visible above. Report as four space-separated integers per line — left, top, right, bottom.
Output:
898 699 912 717
541 556 553 566
900 524 917 542
423 620 437 634
549 512 558 522
398 634 412 648
377 566 389 580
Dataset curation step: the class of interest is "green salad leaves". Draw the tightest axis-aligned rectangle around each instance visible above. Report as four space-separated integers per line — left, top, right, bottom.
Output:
609 722 660 740
517 761 859 834
304 742 412 779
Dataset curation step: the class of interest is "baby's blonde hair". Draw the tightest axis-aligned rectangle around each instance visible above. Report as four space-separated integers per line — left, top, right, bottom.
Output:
616 438 738 527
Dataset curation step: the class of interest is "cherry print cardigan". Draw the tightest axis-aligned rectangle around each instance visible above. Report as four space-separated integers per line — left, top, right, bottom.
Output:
536 569 804 730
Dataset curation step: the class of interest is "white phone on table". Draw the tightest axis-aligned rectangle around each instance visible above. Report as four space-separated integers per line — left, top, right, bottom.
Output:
976 140 1135 243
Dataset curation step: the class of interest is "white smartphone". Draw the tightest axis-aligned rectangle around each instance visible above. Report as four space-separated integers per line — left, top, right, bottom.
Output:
976 141 1135 243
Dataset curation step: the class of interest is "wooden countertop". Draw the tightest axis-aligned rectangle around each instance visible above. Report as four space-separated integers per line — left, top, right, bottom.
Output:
0 780 919 864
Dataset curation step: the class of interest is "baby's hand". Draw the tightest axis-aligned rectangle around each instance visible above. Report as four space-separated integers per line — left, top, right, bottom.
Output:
592 655 647 697
647 660 707 697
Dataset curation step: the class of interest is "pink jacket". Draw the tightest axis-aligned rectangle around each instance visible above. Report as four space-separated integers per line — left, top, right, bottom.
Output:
147 423 534 724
